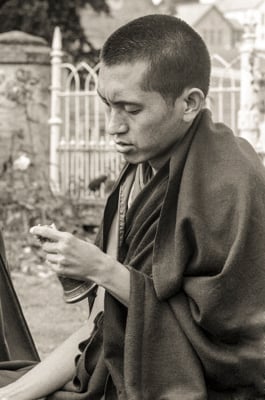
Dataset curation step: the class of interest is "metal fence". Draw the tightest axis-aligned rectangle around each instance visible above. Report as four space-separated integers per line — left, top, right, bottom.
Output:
207 54 241 135
58 61 122 199
49 28 123 200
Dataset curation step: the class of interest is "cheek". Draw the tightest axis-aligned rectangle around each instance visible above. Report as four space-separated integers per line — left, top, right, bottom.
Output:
137 114 167 134
134 128 165 153
134 124 157 146
139 116 171 139
131 109 173 146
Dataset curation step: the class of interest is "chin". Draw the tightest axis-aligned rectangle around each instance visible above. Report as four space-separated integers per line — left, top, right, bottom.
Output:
122 154 141 165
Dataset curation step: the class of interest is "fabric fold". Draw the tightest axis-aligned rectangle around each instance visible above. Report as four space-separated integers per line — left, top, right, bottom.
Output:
0 232 39 362
125 269 207 400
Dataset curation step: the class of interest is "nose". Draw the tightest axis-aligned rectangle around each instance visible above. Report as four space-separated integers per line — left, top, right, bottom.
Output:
106 109 128 136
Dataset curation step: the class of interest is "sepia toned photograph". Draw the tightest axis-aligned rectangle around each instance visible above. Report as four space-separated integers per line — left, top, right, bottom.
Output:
0 0 264 399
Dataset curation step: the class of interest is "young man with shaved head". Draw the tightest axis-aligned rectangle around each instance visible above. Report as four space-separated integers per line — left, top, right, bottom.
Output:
0 14 265 400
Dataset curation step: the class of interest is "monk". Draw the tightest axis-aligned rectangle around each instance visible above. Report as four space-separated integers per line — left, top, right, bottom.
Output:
0 14 265 400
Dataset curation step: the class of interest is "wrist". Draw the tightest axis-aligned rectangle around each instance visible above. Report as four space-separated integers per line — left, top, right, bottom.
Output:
93 253 119 287
93 254 130 306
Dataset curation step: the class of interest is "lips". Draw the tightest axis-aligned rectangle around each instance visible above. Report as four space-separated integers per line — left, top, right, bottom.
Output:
115 141 134 153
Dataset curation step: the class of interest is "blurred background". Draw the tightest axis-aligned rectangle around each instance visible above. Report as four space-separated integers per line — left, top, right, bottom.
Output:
0 0 263 232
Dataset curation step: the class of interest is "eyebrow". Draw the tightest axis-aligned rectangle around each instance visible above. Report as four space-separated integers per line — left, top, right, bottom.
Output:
97 89 142 107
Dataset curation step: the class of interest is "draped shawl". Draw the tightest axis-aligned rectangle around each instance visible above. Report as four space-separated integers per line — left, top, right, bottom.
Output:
51 109 265 399
0 231 39 386
105 109 265 399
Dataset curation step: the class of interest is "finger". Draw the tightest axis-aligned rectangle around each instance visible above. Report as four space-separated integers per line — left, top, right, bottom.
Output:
42 241 60 254
51 264 62 273
46 253 64 264
30 225 64 242
46 260 63 273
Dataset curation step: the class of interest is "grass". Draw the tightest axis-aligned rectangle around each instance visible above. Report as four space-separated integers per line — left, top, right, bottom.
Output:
3 227 97 360
11 272 89 359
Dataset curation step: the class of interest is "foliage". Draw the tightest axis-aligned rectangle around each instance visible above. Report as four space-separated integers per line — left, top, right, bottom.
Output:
0 67 100 272
0 0 109 64
0 152 99 272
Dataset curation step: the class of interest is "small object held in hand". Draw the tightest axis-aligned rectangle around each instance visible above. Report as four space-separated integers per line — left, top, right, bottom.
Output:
35 223 96 303
36 223 56 243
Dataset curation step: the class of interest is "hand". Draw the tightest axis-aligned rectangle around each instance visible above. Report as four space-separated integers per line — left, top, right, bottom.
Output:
30 225 108 284
30 225 131 306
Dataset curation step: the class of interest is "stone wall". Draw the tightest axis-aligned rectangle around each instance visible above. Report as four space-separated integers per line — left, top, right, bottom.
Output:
0 31 50 183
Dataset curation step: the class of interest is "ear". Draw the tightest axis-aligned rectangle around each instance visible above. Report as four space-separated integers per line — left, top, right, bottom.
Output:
182 88 205 123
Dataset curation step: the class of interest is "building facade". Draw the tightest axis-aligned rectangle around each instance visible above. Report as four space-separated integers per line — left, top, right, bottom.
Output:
218 0 265 49
176 4 243 52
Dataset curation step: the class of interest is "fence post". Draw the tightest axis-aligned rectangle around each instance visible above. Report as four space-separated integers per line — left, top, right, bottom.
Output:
237 17 260 148
49 26 63 192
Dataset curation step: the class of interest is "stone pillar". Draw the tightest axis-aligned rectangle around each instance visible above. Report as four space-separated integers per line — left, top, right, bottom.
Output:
237 19 260 148
49 27 63 193
0 31 50 184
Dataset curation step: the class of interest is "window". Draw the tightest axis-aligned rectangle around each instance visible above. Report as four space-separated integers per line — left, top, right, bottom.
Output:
209 30 215 45
218 30 223 45
262 13 265 26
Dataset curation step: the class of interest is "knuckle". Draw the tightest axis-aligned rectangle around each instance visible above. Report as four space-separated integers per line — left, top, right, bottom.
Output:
43 242 52 252
59 242 67 253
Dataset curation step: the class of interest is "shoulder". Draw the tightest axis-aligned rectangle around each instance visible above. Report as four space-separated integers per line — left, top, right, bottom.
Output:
176 114 265 225
189 110 265 191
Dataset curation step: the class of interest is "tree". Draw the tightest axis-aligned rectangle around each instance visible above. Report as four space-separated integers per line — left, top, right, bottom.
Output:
0 0 109 64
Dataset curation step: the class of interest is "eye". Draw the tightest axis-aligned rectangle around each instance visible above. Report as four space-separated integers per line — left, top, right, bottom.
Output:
125 107 141 115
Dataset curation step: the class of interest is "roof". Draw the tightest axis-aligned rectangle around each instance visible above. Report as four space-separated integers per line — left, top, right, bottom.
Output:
0 31 47 46
176 3 213 26
227 18 244 31
176 3 240 30
210 47 241 66
217 0 264 12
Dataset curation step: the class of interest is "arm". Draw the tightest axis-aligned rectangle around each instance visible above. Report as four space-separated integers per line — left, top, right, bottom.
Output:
94 253 130 307
30 226 131 307
0 286 105 400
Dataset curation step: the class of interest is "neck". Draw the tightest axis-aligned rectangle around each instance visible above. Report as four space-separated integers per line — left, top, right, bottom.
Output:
149 141 182 173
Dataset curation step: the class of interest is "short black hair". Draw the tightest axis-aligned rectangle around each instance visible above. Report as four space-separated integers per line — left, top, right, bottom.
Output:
101 14 211 101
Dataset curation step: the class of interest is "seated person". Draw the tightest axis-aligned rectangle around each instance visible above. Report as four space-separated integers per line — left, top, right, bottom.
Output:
0 14 265 400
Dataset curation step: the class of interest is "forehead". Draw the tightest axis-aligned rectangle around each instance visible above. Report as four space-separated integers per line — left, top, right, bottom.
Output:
98 61 149 97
